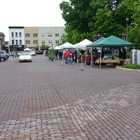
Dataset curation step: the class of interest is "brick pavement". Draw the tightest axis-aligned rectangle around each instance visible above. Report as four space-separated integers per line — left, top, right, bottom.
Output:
0 55 140 140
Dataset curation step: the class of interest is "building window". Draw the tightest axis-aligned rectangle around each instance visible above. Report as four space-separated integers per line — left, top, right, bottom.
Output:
41 34 45 37
48 33 52 37
55 33 59 37
55 40 59 44
15 32 18 37
48 40 52 44
41 40 45 44
33 33 38 37
12 40 14 45
20 40 22 45
62 33 65 36
25 33 30 37
16 40 18 45
19 32 22 37
33 40 38 44
26 40 30 44
12 32 14 37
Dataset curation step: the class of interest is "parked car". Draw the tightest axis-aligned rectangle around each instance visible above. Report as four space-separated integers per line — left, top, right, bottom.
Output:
0 50 9 61
19 51 32 62
30 50 36 56
36 50 43 54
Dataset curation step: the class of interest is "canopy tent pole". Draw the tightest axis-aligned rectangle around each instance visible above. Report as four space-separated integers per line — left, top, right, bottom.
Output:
85 49 86 66
61 55 64 65
61 50 64 65
81 54 83 70
100 46 102 69
91 47 93 67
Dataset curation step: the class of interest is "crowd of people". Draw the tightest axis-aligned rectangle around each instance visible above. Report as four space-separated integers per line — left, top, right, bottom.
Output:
45 47 127 66
45 49 78 66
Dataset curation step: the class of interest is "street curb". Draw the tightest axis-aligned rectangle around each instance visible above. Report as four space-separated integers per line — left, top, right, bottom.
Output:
116 67 140 72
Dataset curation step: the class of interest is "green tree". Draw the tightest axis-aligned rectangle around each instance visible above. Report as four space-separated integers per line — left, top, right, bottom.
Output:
127 0 140 49
60 0 93 42
41 43 46 50
12 47 16 51
60 0 139 48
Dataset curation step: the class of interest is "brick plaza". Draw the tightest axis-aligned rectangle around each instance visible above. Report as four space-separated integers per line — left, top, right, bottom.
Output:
0 55 140 140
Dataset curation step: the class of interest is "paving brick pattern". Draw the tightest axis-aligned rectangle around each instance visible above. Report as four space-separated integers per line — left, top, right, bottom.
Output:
0 56 140 140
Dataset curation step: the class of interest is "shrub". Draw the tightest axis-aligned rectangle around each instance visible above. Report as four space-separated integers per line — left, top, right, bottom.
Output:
122 64 140 69
48 48 56 61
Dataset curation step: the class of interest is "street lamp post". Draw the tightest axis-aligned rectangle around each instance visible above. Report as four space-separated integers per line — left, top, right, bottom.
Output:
126 16 129 41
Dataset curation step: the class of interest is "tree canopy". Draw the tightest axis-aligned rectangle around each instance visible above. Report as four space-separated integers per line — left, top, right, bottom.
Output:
60 0 140 49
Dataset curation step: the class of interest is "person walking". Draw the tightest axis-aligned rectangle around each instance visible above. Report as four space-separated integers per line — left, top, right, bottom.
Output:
59 50 63 60
13 51 16 58
69 50 73 66
63 49 70 65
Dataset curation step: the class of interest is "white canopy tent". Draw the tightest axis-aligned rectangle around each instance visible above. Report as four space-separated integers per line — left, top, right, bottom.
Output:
54 46 62 50
74 39 92 50
49 46 55 50
74 39 92 70
59 42 75 49
24 48 31 51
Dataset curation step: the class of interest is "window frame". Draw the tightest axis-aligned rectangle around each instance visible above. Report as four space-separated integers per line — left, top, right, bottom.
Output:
48 40 52 44
33 33 38 37
19 32 22 37
33 40 38 44
26 40 30 44
11 32 14 37
48 33 52 37
55 33 59 37
25 33 30 37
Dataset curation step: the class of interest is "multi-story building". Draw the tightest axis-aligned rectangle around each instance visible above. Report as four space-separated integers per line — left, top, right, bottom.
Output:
0 32 5 50
9 26 66 51
39 27 65 47
24 27 39 49
9 26 24 51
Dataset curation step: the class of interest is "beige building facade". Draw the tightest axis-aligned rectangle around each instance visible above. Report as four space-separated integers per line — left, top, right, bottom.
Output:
24 27 39 50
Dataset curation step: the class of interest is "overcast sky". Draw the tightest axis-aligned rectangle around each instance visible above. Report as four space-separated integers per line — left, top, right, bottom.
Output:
0 0 69 41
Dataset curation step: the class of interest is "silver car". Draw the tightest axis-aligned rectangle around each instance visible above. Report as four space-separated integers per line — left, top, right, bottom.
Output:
0 50 8 61
19 51 32 62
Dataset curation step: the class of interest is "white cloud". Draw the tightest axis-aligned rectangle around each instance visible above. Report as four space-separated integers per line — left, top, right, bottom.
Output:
0 0 69 40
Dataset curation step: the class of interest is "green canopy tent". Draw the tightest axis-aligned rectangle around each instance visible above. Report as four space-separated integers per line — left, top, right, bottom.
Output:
91 35 134 47
87 35 134 68
87 37 105 47
86 37 105 66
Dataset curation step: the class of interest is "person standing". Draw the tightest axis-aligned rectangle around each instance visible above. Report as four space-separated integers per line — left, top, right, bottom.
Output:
69 50 73 66
101 48 104 59
119 49 123 59
74 50 77 63
94 48 98 64
59 50 63 60
122 48 127 59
